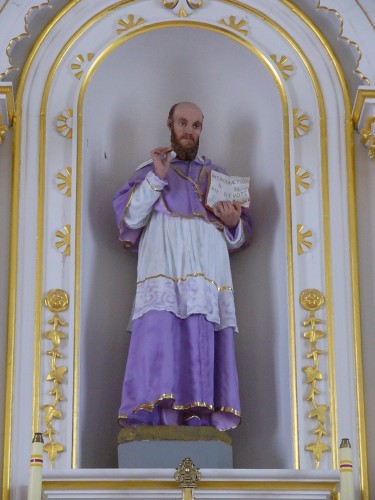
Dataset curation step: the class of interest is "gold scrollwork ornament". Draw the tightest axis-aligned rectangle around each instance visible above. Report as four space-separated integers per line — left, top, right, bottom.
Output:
163 0 202 17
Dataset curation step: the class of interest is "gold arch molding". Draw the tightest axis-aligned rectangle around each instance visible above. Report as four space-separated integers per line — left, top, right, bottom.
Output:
3 0 368 499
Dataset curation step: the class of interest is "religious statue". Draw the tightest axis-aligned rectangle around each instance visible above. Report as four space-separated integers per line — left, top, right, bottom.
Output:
113 102 251 430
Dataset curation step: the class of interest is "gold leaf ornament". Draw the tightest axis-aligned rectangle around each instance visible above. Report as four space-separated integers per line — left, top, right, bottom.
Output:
270 54 294 80
305 441 330 464
55 224 71 256
295 166 311 195
297 224 313 255
47 366 68 384
56 167 72 197
219 16 248 35
117 15 145 33
43 442 64 463
71 53 95 79
56 109 73 138
293 108 310 138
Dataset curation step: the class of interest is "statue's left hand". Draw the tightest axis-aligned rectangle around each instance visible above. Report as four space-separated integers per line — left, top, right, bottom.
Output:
213 201 242 229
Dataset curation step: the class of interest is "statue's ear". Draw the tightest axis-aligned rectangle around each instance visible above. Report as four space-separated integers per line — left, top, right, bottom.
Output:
167 118 172 129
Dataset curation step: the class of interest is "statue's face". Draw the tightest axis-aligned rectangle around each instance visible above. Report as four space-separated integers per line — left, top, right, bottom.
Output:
168 103 203 160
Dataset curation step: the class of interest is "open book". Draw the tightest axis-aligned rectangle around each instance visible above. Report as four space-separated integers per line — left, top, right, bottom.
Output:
206 170 251 210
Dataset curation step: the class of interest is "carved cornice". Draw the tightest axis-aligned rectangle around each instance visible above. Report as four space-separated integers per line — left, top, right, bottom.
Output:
0 0 70 80
313 0 370 85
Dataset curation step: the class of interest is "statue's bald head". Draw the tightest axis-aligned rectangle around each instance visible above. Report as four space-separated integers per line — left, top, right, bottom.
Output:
168 102 204 123
167 102 203 161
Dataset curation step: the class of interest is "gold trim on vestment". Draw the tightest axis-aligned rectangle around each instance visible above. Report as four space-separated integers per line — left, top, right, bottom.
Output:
146 175 165 192
136 272 234 292
171 164 204 199
118 392 241 421
119 183 138 227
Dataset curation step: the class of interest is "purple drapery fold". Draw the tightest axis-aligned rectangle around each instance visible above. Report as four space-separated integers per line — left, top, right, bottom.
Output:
118 311 241 431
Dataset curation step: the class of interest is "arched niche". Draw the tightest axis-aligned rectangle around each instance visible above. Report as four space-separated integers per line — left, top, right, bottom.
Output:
79 25 288 469
3 0 367 498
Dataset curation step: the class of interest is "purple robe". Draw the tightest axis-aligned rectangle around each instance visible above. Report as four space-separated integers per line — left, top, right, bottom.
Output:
113 155 251 430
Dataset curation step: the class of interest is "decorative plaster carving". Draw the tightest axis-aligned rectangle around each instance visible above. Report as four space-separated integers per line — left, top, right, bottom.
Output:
56 109 73 138
360 116 375 159
43 289 69 465
300 289 330 469
0 0 67 80
270 54 294 80
314 0 370 85
71 53 95 80
56 167 72 197
295 166 311 195
297 224 313 254
219 16 249 35
55 224 71 255
163 0 202 17
117 15 145 33
293 108 310 138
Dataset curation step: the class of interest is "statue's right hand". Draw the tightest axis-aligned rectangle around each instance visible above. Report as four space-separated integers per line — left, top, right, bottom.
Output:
151 147 172 179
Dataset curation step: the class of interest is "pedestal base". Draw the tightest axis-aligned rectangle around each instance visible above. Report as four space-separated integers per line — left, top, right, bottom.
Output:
118 426 233 468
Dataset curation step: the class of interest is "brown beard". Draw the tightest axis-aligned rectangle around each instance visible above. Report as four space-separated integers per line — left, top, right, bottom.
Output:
170 127 199 161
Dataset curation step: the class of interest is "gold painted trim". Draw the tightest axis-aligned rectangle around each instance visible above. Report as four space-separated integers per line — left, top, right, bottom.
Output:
352 88 375 129
42 479 339 492
0 0 10 15
137 272 234 291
